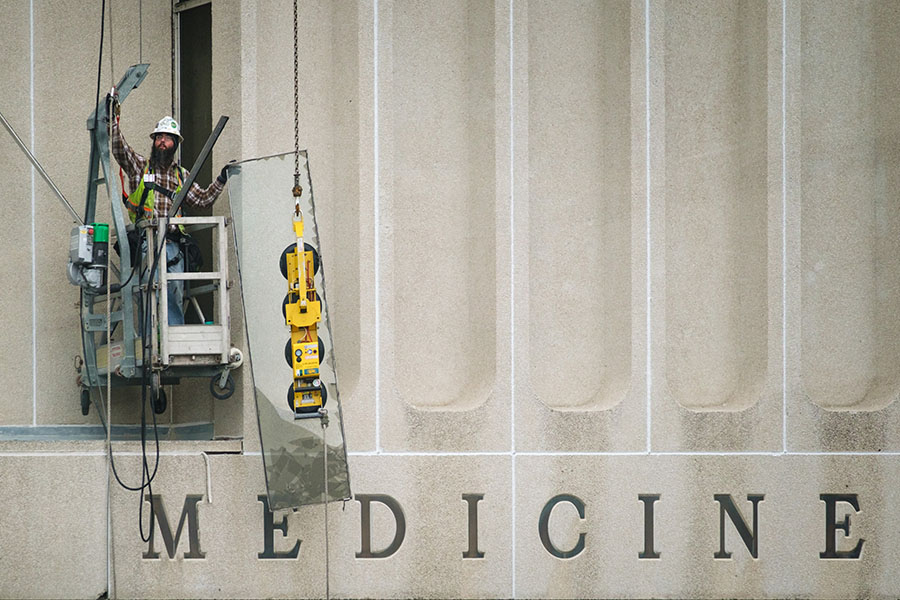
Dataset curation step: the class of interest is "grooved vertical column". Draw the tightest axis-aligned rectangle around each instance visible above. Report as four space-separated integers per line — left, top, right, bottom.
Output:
514 0 646 452
651 0 783 451
789 0 900 451
379 0 511 451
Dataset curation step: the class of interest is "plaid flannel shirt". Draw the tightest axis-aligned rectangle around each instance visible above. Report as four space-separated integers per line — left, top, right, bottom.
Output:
111 117 224 221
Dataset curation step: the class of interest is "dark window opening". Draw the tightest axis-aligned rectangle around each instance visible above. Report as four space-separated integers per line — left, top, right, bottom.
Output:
178 3 213 325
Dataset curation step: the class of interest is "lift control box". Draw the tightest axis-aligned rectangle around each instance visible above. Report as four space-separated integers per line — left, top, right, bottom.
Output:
70 225 94 265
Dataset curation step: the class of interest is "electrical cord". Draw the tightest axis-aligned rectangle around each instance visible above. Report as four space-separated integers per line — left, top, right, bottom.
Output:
93 0 104 134
81 224 163 542
80 286 161 499
137 223 174 540
85 364 160 494
86 0 162 544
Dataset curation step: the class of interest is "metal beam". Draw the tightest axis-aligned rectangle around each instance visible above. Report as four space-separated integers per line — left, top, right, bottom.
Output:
170 115 228 217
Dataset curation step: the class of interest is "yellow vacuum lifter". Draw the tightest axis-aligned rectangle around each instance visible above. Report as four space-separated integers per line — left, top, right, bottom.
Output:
281 211 325 418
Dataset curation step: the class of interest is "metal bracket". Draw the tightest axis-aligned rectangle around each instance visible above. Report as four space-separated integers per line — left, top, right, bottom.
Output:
85 63 149 130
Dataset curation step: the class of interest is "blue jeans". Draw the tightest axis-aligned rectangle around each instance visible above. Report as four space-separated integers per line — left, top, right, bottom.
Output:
142 239 185 325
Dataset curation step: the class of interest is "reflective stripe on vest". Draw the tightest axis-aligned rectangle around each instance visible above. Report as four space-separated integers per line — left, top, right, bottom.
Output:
126 164 184 223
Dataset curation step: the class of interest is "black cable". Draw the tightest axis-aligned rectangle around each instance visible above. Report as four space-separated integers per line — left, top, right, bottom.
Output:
80 279 160 545
87 0 161 543
79 247 162 497
134 207 179 542
93 0 104 135
108 260 136 293
84 359 160 494
80 228 163 542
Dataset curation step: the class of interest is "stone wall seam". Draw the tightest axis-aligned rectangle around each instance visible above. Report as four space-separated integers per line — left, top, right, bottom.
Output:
781 0 788 455
509 2 517 596
30 0 36 427
644 0 652 453
373 0 382 454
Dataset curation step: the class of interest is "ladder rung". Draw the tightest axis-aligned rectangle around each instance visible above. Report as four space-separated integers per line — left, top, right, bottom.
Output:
166 271 223 281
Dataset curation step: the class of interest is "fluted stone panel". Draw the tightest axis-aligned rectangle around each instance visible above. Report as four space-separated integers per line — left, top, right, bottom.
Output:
527 0 632 411
238 0 375 451
378 0 511 451
663 0 768 412
390 0 497 411
513 0 646 452
787 0 900 451
650 0 783 452
799 1 900 412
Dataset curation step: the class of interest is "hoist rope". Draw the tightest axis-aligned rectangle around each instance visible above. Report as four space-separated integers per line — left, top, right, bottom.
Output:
139 0 143 63
107 0 115 86
105 78 114 481
95 2 113 592
323 416 330 600
105 129 114 594
90 0 162 552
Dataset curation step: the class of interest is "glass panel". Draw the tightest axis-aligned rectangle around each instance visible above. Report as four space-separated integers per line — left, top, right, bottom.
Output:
227 151 351 509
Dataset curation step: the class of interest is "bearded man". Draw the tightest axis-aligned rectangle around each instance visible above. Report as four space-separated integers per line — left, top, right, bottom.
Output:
111 109 229 325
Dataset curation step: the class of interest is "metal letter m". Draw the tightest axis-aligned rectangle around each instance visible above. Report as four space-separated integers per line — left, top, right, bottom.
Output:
143 494 206 559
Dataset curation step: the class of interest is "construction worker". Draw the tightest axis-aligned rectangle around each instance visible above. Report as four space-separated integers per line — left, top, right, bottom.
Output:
109 101 229 325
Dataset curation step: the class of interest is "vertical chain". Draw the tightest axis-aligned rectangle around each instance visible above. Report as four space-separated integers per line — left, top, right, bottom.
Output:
292 0 302 210
293 0 300 178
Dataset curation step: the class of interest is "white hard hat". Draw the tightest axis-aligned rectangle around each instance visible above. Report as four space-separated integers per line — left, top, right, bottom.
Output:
149 116 183 142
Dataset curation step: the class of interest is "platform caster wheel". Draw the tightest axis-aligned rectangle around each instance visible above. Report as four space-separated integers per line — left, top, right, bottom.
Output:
150 373 167 415
80 388 91 416
210 373 235 400
287 381 327 413
154 388 168 415
280 243 320 279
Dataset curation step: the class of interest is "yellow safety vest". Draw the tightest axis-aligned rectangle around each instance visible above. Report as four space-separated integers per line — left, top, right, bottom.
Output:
125 164 185 223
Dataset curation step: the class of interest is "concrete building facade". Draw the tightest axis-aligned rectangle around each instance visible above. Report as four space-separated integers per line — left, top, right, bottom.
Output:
1 0 899 597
